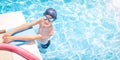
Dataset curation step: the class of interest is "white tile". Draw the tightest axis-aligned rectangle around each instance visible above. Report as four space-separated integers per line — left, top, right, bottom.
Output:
0 11 26 30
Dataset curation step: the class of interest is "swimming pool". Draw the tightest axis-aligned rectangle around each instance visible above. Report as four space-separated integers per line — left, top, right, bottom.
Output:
0 0 120 60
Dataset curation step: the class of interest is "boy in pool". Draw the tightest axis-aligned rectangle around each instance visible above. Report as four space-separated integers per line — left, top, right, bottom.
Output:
0 8 57 49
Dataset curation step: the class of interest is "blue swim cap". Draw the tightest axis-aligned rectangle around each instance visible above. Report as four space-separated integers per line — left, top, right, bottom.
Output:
44 8 57 22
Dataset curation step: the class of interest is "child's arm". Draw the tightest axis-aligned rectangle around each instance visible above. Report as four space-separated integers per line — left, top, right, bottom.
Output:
9 18 43 35
3 35 43 43
2 18 43 40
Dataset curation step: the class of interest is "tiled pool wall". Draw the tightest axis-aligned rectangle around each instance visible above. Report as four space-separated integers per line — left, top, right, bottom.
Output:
0 0 120 60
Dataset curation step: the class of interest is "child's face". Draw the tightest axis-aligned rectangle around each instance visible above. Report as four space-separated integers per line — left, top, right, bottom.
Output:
45 15 54 22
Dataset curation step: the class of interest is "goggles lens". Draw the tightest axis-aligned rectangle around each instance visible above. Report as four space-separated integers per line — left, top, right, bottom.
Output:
44 16 54 22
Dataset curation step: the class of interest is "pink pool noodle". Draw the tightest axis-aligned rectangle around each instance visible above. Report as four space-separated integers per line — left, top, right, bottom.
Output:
0 43 40 60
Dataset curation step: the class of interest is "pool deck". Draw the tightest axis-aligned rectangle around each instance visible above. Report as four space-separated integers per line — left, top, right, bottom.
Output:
0 11 42 60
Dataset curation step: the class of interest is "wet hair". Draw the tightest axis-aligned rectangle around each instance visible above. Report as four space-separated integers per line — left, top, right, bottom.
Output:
43 8 57 21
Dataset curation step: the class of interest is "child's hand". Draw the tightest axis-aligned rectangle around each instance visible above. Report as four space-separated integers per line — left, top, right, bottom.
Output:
3 36 13 43
2 32 13 39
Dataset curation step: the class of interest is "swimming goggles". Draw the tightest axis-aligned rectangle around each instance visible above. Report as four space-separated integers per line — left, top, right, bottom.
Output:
43 16 54 22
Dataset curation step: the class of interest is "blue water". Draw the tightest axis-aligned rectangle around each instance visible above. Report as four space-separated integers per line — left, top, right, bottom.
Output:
0 0 120 60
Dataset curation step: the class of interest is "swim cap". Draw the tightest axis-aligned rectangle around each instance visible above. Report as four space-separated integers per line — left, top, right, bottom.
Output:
44 8 57 22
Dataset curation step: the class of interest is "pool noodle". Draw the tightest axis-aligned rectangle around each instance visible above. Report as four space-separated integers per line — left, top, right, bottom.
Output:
0 43 40 60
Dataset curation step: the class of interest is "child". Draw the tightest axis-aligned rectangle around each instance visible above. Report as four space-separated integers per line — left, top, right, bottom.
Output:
0 8 57 49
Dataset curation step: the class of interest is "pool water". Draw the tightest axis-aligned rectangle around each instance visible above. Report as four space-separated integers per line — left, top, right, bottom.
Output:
0 0 120 60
